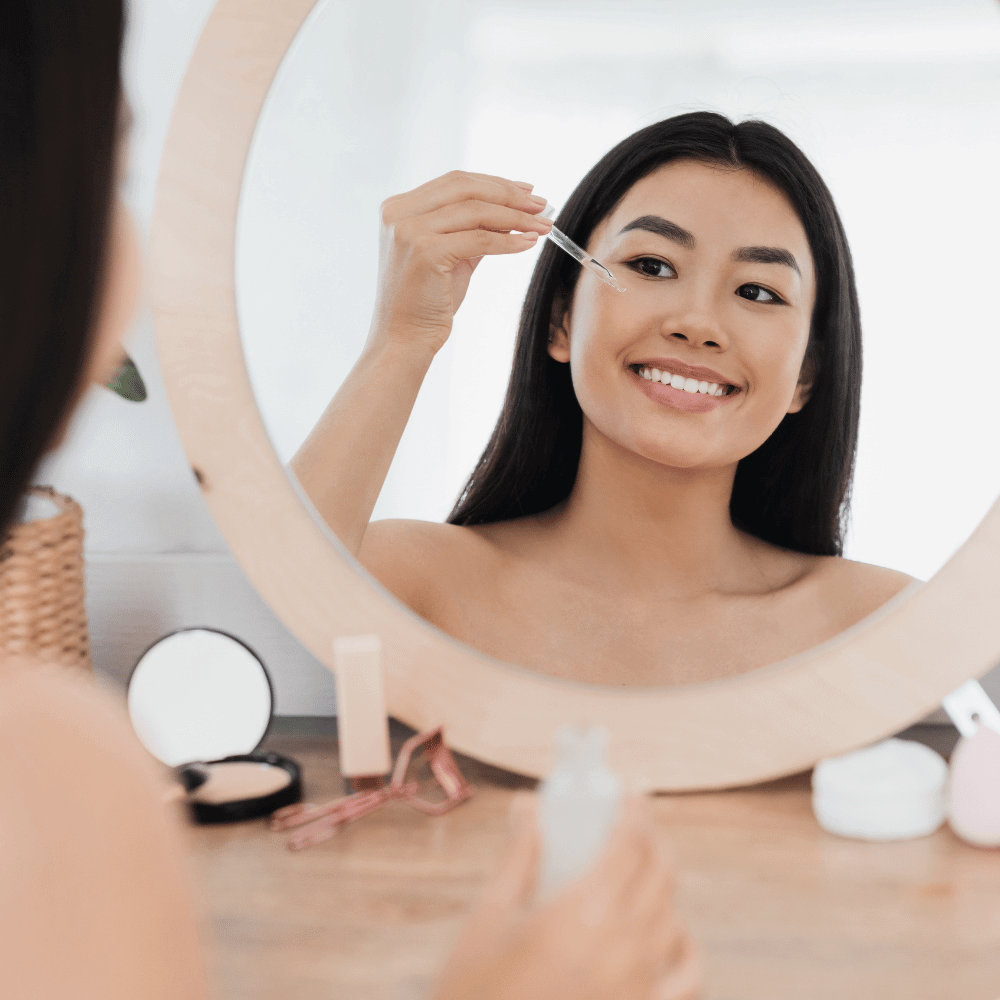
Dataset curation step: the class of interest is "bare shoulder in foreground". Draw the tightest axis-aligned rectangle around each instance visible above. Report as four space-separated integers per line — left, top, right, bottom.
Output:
0 664 211 1000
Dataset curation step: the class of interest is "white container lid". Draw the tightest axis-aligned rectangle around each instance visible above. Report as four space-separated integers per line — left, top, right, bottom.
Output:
812 738 947 841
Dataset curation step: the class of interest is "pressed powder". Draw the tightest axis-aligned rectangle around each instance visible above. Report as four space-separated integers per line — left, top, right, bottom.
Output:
127 628 302 824
189 760 292 804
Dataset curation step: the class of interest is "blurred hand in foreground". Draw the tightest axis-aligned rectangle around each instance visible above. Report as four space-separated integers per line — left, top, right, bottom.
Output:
432 793 702 1000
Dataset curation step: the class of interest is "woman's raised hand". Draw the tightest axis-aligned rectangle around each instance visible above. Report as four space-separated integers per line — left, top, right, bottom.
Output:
369 171 553 357
290 170 552 553
432 794 703 1000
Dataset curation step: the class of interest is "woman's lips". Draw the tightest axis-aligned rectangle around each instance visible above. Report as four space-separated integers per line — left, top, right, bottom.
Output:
634 357 735 387
629 367 738 413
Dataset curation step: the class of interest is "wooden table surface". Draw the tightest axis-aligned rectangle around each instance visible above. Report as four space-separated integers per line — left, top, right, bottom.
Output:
187 720 1000 1000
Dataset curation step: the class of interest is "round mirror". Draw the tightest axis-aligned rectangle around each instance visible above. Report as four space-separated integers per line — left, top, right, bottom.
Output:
150 0 1000 788
127 628 274 767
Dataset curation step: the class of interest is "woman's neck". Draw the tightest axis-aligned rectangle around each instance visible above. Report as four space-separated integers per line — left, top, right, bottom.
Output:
548 420 774 597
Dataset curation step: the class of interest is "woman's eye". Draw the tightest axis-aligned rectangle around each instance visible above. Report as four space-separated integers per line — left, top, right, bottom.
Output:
736 283 783 304
629 257 676 278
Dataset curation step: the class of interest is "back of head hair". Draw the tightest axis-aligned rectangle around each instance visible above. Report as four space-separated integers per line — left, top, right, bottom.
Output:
448 111 862 557
0 1 125 538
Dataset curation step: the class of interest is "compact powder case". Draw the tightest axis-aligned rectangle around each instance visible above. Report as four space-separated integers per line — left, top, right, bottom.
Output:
126 627 302 824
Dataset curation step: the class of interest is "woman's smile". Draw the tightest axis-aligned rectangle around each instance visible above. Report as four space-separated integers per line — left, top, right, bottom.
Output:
628 357 741 413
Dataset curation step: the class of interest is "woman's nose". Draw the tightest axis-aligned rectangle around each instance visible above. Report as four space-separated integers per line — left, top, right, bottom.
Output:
660 291 728 350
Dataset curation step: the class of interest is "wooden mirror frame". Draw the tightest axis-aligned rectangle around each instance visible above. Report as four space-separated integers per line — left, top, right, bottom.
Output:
149 0 1000 790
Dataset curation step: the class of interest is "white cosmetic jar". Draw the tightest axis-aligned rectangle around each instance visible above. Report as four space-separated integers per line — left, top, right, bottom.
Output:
811 738 948 841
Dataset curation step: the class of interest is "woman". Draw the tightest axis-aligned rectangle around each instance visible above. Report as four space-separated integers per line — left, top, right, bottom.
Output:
292 115 913 685
0 4 699 999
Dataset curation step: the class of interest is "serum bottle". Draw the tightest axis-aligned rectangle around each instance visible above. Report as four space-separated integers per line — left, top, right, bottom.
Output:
536 725 623 902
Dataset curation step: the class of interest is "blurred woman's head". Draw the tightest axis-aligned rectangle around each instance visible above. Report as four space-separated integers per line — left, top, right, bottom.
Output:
450 111 862 557
0 0 132 538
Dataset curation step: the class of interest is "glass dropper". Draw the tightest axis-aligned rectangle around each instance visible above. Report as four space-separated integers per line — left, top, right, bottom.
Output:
540 203 626 292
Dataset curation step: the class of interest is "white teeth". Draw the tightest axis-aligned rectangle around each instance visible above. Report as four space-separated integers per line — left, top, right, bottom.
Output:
638 367 732 396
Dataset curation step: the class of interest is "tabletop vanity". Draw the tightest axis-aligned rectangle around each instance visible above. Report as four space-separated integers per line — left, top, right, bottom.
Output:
190 721 996 1000
191 719 1000 1000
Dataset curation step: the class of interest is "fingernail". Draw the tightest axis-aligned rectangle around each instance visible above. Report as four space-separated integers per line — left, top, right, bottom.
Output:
522 231 539 241
528 194 547 207
514 181 534 191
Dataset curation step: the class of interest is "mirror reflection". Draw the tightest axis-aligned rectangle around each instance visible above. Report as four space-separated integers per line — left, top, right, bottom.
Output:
127 629 273 767
237 0 1000 685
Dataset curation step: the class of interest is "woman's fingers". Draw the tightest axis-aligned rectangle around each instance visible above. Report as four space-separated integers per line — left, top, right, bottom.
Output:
421 199 553 237
653 930 703 1000
433 228 540 266
369 169 548 355
623 842 677 935
382 170 547 226
476 793 540 914
385 197 551 284
582 797 659 903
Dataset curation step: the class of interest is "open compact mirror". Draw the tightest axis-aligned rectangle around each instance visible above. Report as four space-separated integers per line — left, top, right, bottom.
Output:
127 628 301 823
150 0 1000 790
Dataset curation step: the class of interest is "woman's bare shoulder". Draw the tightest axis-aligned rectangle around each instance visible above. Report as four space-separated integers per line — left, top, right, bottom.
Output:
811 555 918 625
0 664 161 790
359 518 509 615
0 665 212 999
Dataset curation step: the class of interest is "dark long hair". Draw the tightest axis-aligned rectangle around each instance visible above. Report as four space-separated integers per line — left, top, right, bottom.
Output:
448 112 862 557
0 1 124 539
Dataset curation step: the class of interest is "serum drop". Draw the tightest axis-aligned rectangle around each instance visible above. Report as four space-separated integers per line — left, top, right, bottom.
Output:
536 725 623 902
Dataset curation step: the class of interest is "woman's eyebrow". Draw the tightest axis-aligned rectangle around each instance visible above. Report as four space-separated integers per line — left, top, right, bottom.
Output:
732 245 801 276
618 215 695 248
618 215 801 276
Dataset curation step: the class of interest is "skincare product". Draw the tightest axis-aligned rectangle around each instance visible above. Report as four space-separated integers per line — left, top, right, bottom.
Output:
948 723 1000 847
536 725 622 901
941 680 1000 847
540 204 626 292
127 628 301 824
812 738 947 841
333 634 392 790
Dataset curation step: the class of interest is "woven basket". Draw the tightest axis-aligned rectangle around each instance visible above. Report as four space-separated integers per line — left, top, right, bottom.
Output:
0 486 91 672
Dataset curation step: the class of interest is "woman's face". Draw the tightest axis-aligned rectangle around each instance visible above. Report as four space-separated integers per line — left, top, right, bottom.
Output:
548 159 816 471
